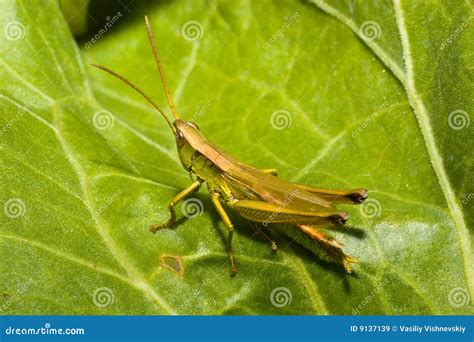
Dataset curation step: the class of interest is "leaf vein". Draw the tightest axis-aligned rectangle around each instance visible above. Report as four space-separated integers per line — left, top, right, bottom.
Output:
393 0 473 298
51 102 176 314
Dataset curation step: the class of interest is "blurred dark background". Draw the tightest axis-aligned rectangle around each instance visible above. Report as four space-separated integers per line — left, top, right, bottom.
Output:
60 0 172 41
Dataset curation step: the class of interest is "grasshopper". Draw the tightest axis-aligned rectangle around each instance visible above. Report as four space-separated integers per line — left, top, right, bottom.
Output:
92 16 368 276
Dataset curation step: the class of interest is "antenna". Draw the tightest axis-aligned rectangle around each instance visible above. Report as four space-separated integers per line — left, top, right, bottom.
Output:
91 63 176 133
144 15 180 120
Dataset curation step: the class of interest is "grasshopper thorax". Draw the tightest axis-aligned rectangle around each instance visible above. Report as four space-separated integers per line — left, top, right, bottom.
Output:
173 119 203 170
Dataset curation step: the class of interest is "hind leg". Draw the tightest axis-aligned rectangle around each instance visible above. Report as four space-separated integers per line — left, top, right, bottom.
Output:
297 224 358 273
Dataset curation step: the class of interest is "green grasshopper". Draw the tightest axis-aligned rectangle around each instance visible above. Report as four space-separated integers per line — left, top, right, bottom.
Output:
92 16 368 275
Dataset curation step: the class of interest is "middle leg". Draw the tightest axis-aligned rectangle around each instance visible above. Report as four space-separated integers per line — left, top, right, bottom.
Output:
249 222 278 251
211 193 237 276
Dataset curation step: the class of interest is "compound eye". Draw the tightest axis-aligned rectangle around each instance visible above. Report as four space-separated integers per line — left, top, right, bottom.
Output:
175 130 185 146
188 121 199 130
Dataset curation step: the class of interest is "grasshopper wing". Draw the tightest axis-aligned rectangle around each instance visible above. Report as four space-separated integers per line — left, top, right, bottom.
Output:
222 162 349 223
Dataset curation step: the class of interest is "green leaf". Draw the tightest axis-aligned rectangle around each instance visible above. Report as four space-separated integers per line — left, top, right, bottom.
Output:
1 0 472 315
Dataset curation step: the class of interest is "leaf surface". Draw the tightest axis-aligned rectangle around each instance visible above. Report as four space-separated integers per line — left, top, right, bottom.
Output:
1 0 472 314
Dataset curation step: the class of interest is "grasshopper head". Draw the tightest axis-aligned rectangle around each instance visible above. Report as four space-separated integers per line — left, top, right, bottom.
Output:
173 119 203 170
